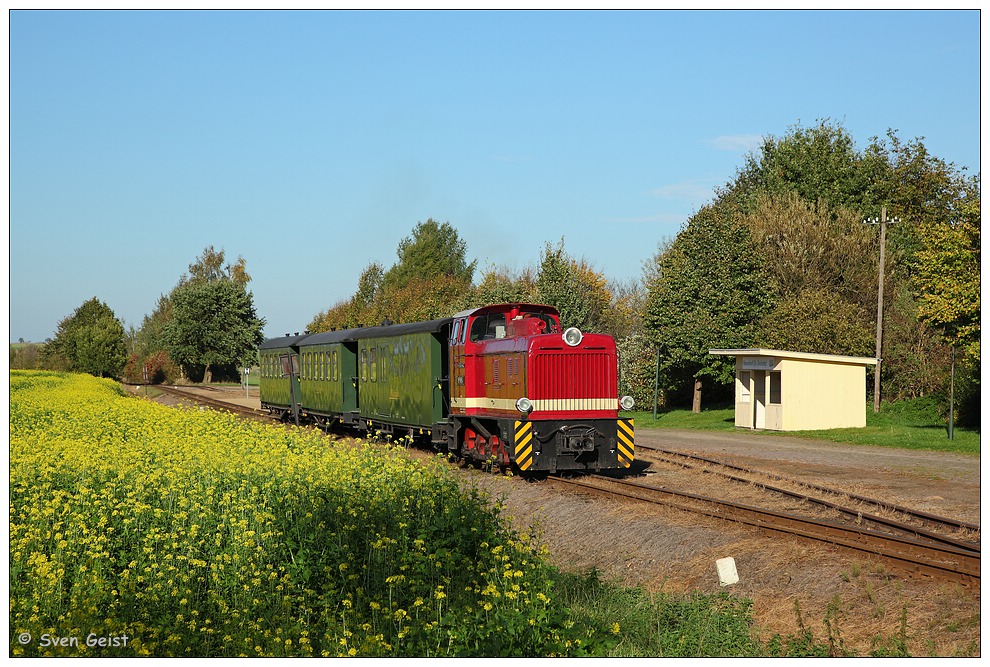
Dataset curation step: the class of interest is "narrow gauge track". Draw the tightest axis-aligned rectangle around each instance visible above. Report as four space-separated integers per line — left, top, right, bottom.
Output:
638 444 980 537
547 474 979 587
152 385 274 421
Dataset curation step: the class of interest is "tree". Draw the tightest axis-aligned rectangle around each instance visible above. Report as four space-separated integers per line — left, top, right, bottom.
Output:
182 245 251 287
742 193 878 314
41 297 128 378
473 263 538 306
354 262 385 311
383 218 476 289
162 279 265 383
644 204 774 412
134 293 174 359
727 118 891 215
758 289 873 357
910 182 980 361
536 239 612 331
711 120 977 416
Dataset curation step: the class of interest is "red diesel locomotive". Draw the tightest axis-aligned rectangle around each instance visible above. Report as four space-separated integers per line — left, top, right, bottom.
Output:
442 303 635 473
259 302 634 474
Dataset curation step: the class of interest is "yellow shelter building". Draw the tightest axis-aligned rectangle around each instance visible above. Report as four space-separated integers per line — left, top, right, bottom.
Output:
708 349 878 431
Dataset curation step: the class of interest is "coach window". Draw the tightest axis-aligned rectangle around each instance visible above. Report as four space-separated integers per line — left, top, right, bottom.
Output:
370 348 377 382
332 350 339 382
360 350 368 381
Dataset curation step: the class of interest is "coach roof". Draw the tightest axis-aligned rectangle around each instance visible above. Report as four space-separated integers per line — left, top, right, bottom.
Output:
298 318 451 347
259 332 314 350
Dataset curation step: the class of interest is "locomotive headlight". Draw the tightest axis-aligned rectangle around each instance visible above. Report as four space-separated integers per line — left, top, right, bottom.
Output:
562 327 583 347
515 397 534 414
620 395 635 411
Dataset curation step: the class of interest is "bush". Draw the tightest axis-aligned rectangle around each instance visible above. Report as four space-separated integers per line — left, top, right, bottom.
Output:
121 351 182 385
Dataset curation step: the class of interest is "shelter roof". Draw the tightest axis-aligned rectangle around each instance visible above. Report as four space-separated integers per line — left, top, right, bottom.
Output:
708 348 877 366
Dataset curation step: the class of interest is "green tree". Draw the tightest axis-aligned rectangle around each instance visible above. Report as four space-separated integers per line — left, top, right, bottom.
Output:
182 245 251 287
644 205 775 412
354 262 385 311
758 289 873 357
134 293 174 358
383 218 477 289
163 279 265 383
41 297 128 378
472 263 538 306
910 185 980 361
728 118 890 214
713 120 977 414
742 193 878 314
536 239 612 331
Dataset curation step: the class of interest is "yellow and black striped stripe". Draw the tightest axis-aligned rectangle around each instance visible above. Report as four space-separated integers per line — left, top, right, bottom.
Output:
514 420 534 471
617 418 634 468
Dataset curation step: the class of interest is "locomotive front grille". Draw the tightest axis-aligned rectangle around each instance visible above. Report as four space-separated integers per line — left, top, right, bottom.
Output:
529 351 616 410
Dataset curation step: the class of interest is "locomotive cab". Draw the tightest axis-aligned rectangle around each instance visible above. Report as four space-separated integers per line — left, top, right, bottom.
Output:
448 303 634 473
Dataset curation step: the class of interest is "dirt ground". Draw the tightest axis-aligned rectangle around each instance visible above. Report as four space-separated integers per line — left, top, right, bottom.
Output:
137 385 982 656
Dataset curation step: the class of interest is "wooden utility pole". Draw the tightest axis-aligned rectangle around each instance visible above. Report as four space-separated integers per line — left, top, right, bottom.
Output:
865 207 900 414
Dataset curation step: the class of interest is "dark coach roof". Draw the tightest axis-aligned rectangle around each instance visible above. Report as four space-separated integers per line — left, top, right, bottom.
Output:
297 317 452 347
259 332 314 350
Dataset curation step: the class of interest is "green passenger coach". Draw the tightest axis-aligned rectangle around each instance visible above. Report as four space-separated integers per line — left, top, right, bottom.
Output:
295 330 358 427
259 333 310 422
354 319 450 431
264 319 451 435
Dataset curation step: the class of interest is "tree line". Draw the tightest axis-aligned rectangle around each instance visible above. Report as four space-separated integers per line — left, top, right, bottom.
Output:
15 120 978 425
13 246 265 385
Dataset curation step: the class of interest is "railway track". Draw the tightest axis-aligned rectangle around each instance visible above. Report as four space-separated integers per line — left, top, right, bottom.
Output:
143 386 980 586
547 474 979 587
634 447 980 556
152 385 274 421
638 445 980 538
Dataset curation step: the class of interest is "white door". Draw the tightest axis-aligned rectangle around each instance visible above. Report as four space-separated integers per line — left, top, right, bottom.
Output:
753 371 766 429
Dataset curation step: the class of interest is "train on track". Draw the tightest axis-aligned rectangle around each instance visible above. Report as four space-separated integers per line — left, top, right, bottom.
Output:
258 302 635 474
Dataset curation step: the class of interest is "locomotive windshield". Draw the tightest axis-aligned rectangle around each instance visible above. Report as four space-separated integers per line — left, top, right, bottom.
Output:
469 309 559 341
469 313 506 341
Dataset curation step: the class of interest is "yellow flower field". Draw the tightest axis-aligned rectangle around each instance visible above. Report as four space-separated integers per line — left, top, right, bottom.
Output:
9 371 597 657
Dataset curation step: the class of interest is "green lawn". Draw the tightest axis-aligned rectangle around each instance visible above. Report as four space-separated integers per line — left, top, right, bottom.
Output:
625 397 979 456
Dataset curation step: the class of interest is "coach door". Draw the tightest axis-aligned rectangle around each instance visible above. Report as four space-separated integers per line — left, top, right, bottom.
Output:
280 352 301 426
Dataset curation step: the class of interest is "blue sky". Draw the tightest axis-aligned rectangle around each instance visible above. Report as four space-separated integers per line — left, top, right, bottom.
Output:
8 9 982 343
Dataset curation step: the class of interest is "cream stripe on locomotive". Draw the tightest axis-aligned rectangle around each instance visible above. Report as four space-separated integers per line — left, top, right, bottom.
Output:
513 420 534 471
452 397 617 411
616 418 634 468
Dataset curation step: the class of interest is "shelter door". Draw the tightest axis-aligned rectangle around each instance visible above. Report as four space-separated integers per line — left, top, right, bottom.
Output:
753 371 766 429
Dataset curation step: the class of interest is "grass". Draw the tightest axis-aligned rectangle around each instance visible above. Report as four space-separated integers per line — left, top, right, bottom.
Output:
626 396 979 456
552 568 918 657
